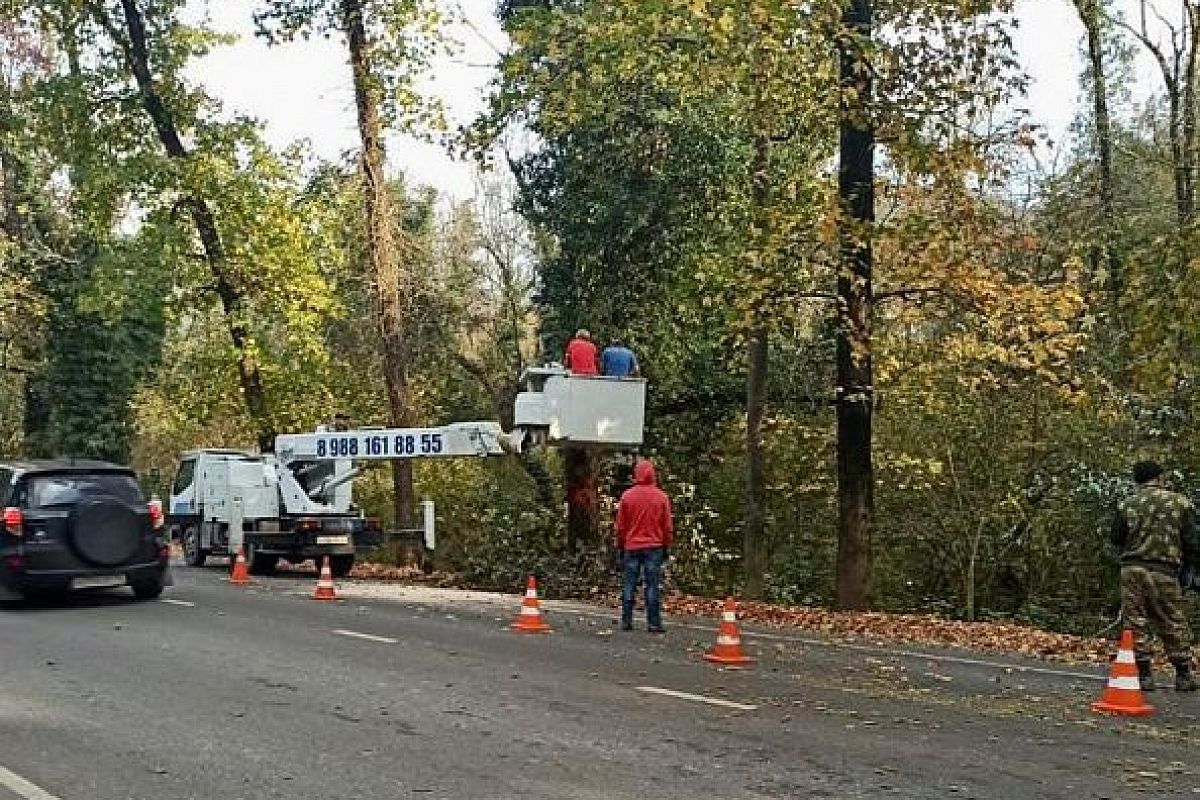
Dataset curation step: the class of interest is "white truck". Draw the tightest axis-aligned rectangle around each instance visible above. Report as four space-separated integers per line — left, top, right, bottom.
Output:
168 366 646 577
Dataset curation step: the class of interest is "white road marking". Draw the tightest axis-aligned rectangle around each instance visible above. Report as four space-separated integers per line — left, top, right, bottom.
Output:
161 599 195 607
636 686 758 711
0 766 61 800
561 607 1104 682
332 629 397 645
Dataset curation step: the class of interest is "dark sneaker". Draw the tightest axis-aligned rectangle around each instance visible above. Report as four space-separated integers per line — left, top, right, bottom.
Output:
620 621 633 631
647 625 666 634
1171 659 1199 692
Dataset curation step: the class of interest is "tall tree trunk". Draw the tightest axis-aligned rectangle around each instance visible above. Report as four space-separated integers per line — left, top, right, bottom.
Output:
743 323 768 599
835 0 875 611
1183 3 1200 230
741 85 771 598
564 447 599 552
342 0 413 527
1076 0 1119 310
106 0 275 452
1134 0 1200 230
1075 0 1130 385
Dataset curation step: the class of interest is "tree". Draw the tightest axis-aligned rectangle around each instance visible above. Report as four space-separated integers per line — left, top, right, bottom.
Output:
834 0 875 610
1072 0 1121 314
4 2 354 464
1 3 169 462
450 176 539 431
79 0 277 451
0 10 63 453
256 0 447 526
827 0 1025 608
1115 0 1200 230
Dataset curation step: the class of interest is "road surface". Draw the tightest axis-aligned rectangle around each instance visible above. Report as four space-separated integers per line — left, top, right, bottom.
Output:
1 564 1198 799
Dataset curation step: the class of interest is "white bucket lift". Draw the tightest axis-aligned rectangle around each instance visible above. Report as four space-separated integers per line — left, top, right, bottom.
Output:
513 366 646 449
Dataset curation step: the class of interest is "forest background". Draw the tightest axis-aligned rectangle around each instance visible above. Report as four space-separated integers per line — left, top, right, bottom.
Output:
2 0 1197 633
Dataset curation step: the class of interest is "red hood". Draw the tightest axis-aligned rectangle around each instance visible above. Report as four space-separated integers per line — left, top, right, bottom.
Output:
634 460 657 486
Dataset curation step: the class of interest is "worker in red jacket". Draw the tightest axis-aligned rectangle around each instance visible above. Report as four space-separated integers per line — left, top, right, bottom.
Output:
616 459 674 633
564 329 600 375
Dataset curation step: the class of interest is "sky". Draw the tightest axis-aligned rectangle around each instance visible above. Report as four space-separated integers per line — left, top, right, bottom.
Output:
183 1 1146 202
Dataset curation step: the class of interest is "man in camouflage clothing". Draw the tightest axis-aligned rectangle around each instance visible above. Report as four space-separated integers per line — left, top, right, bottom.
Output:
1111 460 1200 692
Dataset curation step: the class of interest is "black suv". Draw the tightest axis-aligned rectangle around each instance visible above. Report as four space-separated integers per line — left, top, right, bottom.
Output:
0 460 170 604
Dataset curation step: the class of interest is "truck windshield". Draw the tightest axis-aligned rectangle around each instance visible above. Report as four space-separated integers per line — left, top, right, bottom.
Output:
28 473 144 507
172 460 196 495
292 460 336 498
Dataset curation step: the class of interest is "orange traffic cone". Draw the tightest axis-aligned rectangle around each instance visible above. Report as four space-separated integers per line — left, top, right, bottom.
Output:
312 555 339 601
703 597 755 667
229 546 251 585
510 574 551 633
1091 629 1154 717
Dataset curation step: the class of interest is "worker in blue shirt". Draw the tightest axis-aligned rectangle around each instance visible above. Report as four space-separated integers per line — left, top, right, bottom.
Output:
601 338 640 378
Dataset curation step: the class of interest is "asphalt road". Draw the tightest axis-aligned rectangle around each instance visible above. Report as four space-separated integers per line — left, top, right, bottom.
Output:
2 564 1199 800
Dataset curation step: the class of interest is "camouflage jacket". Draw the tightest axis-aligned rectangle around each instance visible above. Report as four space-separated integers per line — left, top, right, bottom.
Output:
1111 485 1200 570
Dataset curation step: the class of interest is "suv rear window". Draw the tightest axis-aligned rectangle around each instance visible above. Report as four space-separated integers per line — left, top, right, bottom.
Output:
26 473 144 507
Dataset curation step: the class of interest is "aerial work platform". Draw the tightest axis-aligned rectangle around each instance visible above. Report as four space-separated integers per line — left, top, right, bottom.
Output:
513 366 646 449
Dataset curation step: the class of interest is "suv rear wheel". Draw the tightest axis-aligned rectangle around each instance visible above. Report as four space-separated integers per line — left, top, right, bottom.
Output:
0 582 21 609
130 575 165 600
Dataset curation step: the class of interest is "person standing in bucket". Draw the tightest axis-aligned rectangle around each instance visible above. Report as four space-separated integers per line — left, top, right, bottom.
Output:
601 338 639 378
564 329 600 375
1110 460 1200 692
616 459 673 633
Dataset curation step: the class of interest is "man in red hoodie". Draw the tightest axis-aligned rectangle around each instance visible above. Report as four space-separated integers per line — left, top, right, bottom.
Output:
616 459 674 632
564 329 600 375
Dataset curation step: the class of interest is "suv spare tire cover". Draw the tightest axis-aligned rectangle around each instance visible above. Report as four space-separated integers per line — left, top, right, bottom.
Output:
69 496 142 567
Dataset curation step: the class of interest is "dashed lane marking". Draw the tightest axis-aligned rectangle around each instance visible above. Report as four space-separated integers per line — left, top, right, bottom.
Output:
636 686 758 711
0 767 60 800
332 629 398 645
161 599 196 607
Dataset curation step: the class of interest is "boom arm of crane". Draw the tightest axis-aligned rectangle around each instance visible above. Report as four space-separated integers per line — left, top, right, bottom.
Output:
274 422 523 468
269 367 645 514
272 423 523 514
273 365 646 475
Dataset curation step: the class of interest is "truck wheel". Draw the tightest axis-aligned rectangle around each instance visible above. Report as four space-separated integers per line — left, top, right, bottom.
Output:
247 543 278 576
329 555 354 579
182 525 207 568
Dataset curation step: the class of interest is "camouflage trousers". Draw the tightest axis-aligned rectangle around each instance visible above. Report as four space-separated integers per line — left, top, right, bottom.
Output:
1121 565 1193 662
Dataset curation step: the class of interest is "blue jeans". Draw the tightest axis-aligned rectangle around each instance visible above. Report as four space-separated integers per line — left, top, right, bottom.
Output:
622 547 664 628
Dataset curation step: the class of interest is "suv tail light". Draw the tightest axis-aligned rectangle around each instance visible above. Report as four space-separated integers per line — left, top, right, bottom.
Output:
3 507 22 537
148 497 164 530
